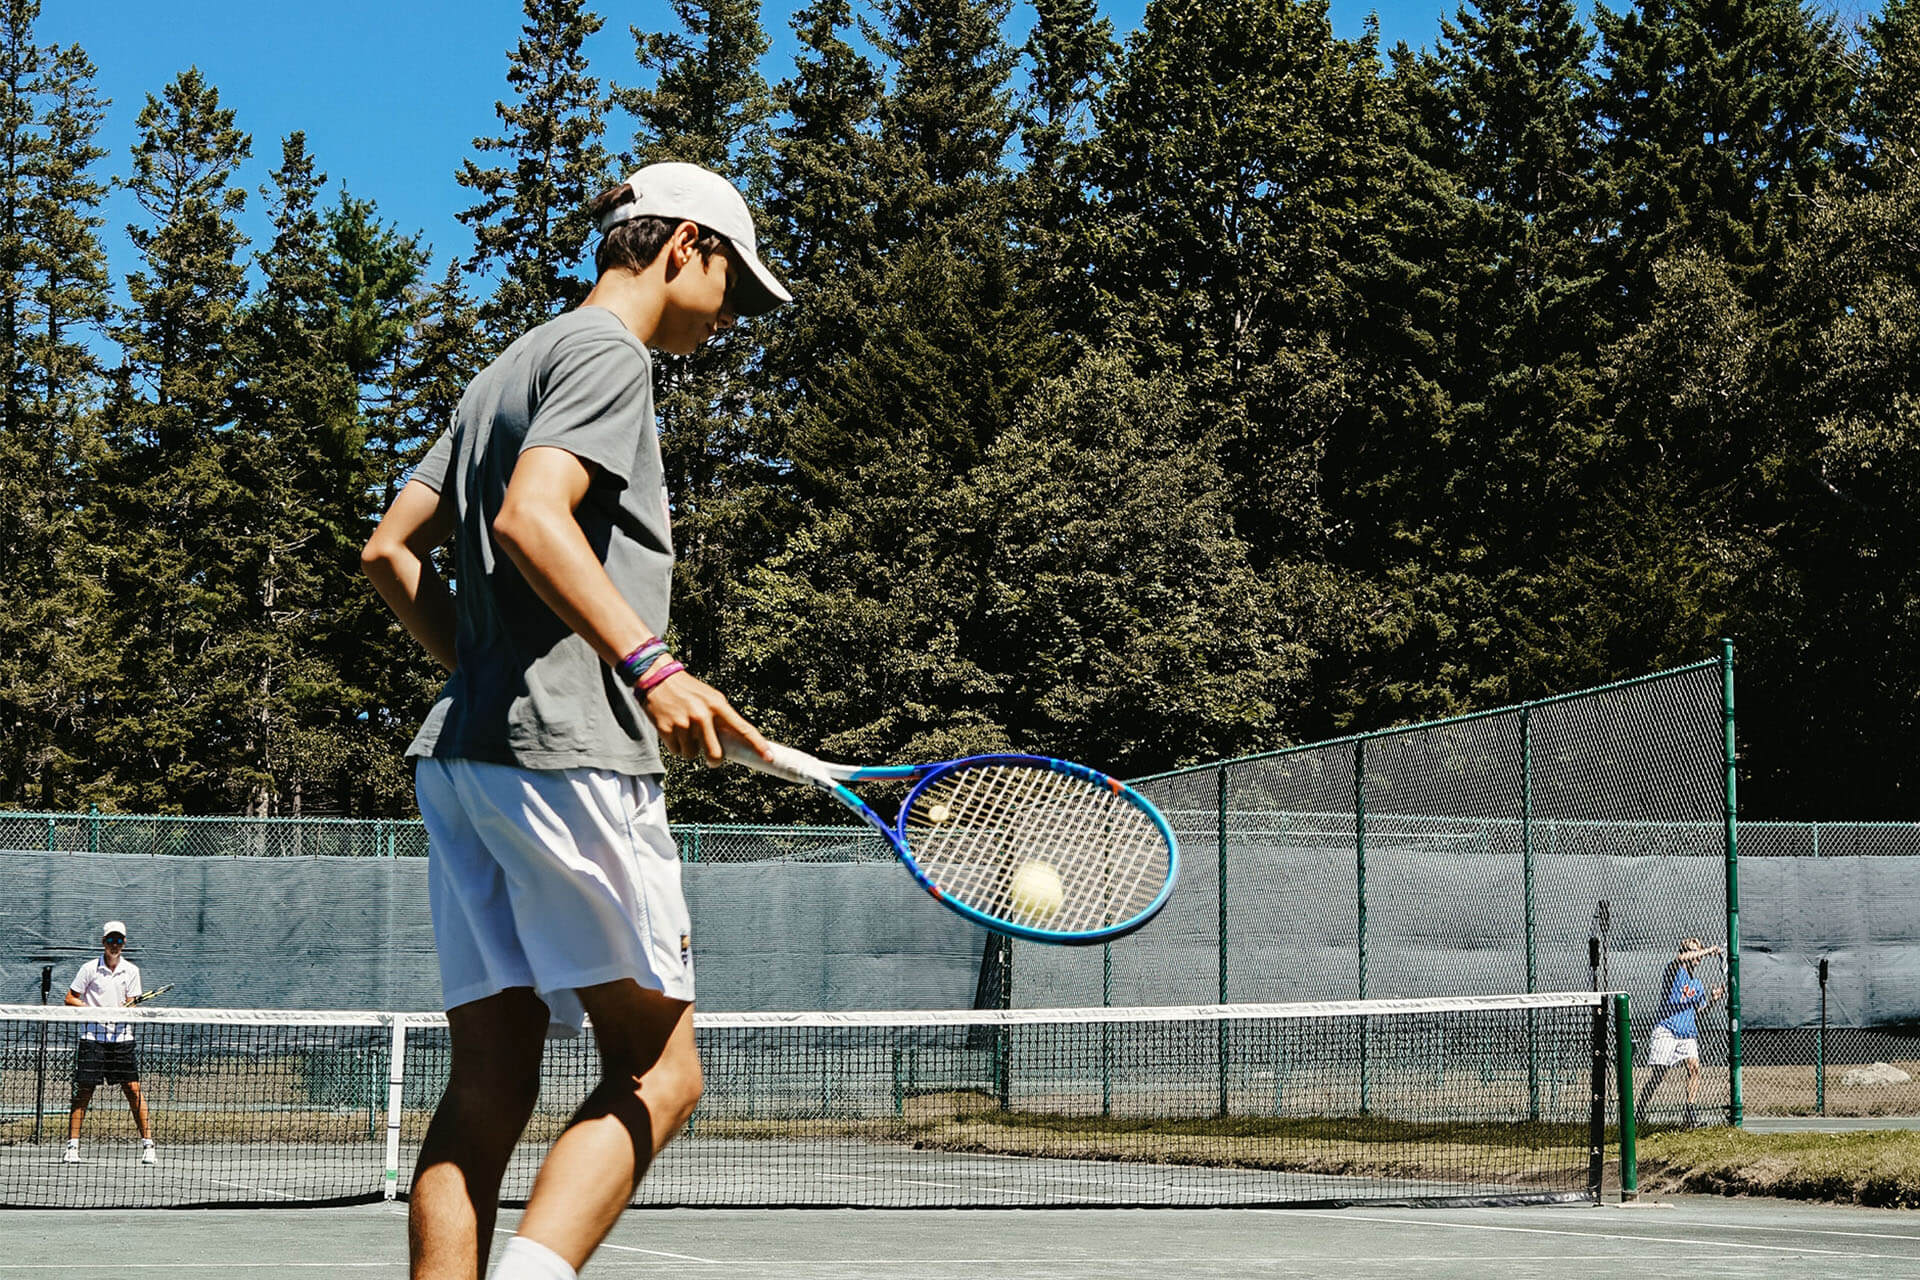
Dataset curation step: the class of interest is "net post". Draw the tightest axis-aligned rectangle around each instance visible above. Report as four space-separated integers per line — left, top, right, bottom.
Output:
1588 996 1607 1202
1614 993 1638 1199
32 965 51 1144
1818 956 1828 1115
1355 739 1369 1114
383 1015 408 1202
1721 638 1743 1127
1523 705 1538 1122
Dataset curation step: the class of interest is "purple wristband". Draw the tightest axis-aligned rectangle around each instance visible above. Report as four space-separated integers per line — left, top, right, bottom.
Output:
616 640 669 685
637 660 686 697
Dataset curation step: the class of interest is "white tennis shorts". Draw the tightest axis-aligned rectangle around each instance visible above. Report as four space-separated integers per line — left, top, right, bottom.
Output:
414 757 693 1035
1647 1025 1699 1066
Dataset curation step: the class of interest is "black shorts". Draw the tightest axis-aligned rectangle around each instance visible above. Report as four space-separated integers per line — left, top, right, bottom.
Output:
73 1040 139 1086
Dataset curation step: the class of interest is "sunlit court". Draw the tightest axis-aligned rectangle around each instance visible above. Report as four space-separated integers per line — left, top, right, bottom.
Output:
8 0 1920 1274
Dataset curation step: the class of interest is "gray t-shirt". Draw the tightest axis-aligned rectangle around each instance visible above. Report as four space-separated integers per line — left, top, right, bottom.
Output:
405 306 672 775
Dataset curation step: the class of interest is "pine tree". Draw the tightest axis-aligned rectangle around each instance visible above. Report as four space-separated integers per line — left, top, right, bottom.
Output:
458 0 609 340
0 0 37 437
347 262 485 815
1 12 111 806
1015 0 1115 331
768 0 883 283
617 0 788 818
1749 4 1920 815
220 138 428 815
868 0 1020 236
90 68 251 809
0 0 43 801
1354 0 1612 712
725 0 1065 811
1593 0 1855 314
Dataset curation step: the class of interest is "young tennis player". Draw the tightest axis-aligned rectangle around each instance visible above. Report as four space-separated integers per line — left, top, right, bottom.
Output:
1636 938 1726 1128
362 162 788 1280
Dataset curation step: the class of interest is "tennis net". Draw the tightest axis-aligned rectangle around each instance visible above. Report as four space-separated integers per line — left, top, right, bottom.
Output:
0 992 1617 1209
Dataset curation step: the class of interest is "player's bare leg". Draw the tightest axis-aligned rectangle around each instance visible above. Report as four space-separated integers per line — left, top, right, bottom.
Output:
66 1085 93 1142
509 981 700 1272
122 1081 151 1140
410 988 548 1280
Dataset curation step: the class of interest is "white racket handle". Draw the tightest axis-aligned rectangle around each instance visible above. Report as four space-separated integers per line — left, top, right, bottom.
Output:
721 737 844 787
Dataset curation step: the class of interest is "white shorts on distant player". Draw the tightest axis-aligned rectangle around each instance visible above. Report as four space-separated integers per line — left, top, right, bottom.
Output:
1647 1024 1699 1067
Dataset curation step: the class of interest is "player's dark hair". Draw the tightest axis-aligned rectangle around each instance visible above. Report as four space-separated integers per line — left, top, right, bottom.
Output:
589 183 729 278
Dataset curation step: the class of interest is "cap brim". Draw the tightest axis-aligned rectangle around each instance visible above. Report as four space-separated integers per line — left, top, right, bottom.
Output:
730 247 792 318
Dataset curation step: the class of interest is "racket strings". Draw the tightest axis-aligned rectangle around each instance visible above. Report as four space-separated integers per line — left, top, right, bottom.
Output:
903 764 1170 932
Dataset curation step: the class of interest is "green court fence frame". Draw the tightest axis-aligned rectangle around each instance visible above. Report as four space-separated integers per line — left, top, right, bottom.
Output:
1120 647 1741 1128
2 652 1744 1128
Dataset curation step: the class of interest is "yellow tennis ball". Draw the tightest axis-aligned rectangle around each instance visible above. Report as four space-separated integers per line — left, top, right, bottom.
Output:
1008 861 1065 920
928 802 951 823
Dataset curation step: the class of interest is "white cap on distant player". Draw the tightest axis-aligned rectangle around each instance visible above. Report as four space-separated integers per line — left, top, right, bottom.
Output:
597 162 792 316
101 921 126 939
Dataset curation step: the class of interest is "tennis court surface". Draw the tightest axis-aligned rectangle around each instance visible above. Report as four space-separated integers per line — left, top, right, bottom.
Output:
1 1198 1916 1278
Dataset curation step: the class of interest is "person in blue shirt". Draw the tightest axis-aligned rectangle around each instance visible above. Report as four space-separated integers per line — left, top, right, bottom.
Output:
1636 938 1726 1127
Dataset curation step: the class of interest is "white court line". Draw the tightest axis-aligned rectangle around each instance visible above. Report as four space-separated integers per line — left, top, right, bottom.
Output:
1470 1204 1920 1244
205 1178 300 1200
1281 1210 1916 1261
493 1224 713 1263
439 1254 1799 1271
0 1258 1752 1272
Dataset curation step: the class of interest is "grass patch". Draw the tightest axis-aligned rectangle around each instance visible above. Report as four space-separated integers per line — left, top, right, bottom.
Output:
1638 1128 1920 1207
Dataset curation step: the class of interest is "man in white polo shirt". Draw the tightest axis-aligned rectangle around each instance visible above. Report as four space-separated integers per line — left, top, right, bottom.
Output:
63 921 156 1165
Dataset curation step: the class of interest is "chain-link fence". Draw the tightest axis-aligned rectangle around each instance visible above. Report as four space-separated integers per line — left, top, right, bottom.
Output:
0 813 896 864
12 648 1920 1119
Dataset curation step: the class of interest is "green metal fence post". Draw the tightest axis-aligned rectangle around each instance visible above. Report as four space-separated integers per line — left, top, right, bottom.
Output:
1523 704 1539 1122
1355 739 1369 1114
88 804 99 853
1722 638 1743 1127
1102 944 1113 1118
1615 992 1637 1200
1217 764 1229 1117
45 816 54 851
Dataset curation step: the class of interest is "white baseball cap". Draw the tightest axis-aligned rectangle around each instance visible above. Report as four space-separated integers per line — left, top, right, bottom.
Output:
101 921 126 939
597 162 792 316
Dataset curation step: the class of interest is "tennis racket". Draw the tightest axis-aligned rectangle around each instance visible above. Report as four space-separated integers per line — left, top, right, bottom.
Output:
722 738 1178 944
127 983 174 1006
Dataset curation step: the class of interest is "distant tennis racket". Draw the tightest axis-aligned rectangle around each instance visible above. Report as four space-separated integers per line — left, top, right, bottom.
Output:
723 739 1178 944
127 983 174 1007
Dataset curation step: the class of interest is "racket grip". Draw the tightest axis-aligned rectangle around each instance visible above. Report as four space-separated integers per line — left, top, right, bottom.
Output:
721 737 838 786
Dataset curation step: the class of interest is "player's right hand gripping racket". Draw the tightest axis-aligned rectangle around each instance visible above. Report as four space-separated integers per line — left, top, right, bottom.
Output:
722 739 1178 945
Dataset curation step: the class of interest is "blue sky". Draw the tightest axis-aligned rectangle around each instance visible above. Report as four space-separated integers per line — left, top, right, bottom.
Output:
43 0 1461 294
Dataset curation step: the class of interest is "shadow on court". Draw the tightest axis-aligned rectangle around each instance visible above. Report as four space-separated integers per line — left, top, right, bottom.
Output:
1 1197 1916 1278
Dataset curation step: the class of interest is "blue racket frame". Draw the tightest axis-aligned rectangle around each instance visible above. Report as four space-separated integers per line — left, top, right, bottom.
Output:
821 753 1180 946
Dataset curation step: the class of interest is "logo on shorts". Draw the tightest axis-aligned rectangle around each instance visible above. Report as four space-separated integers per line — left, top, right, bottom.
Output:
680 932 692 966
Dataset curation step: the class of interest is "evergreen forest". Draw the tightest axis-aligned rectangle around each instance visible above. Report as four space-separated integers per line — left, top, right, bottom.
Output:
1 0 1916 821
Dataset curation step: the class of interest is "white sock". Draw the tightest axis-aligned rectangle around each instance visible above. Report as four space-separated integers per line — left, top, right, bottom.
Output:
489 1236 576 1280
141 1138 154 1147
65 1138 77 1147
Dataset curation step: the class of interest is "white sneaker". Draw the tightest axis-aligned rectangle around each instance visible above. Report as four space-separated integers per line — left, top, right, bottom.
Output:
139 1144 157 1165
61 1144 79 1164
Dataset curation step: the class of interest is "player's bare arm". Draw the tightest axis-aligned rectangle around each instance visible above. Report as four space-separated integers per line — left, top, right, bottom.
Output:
362 479 459 673
492 443 771 765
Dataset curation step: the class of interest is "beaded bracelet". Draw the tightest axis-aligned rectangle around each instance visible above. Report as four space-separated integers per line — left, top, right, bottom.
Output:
636 660 687 697
615 639 670 686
